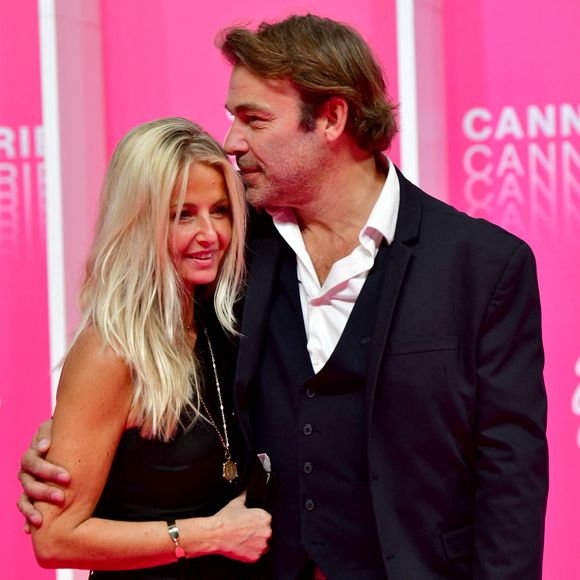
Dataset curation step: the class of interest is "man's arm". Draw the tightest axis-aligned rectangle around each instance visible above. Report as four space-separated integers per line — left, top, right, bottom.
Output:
17 419 71 532
474 241 548 579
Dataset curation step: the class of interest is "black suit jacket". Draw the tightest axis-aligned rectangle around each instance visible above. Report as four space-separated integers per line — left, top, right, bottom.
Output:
234 168 548 579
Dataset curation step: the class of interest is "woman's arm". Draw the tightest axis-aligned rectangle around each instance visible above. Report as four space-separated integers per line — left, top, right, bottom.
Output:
31 327 271 570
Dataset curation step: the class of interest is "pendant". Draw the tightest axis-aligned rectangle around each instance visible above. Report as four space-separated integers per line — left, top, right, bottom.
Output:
223 458 238 482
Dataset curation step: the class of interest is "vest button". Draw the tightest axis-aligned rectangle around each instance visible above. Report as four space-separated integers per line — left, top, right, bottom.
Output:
305 388 316 398
305 498 315 511
303 423 313 436
303 461 313 474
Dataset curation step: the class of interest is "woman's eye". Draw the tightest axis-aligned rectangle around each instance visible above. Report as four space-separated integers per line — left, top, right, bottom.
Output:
170 209 192 222
212 205 230 217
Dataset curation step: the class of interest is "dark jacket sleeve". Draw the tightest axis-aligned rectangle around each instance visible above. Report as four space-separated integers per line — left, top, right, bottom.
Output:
473 241 548 579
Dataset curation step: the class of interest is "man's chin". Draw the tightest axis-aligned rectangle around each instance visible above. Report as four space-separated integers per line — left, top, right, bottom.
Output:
244 187 266 207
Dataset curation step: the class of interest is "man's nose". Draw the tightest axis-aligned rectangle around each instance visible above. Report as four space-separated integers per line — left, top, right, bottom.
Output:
223 120 247 156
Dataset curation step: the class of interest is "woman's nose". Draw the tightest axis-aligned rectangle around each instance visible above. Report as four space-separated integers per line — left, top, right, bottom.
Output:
197 216 218 243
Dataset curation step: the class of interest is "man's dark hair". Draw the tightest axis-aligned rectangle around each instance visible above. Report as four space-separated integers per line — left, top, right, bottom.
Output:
218 14 398 152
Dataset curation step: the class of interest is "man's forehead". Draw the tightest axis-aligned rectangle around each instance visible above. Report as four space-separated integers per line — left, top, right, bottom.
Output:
225 66 300 108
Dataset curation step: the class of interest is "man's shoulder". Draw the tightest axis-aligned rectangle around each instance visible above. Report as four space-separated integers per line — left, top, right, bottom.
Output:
399 171 528 254
247 206 277 240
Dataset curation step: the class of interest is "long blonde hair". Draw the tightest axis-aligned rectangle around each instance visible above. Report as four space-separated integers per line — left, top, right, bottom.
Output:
75 118 246 440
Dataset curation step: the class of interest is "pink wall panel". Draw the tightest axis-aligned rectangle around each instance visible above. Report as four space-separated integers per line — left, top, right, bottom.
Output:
100 0 399 162
442 1 580 577
6 0 576 576
0 2 54 578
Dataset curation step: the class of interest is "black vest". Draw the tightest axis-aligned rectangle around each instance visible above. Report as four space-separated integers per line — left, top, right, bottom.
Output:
251 241 389 580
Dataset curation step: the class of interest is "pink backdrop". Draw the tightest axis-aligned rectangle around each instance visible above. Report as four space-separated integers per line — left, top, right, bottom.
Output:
443 1 580 577
99 0 400 164
2 0 578 578
0 2 53 578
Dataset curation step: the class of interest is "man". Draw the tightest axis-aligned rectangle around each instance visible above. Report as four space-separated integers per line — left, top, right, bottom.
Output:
19 14 548 580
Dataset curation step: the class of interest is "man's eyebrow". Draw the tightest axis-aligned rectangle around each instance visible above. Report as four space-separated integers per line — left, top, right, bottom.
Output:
225 102 270 115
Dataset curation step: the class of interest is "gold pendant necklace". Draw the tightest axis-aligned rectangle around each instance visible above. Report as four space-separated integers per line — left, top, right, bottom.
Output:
200 327 238 483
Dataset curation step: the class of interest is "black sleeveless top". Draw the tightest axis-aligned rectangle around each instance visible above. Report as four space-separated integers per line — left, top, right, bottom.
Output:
90 307 257 579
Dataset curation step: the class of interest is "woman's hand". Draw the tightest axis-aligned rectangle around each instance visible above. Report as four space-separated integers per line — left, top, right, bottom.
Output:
194 491 272 562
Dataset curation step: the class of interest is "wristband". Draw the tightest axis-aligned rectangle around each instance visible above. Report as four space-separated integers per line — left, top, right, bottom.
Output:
167 519 186 561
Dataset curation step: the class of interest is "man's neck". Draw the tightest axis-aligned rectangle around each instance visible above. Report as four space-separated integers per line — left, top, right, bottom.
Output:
297 153 386 236
296 154 387 284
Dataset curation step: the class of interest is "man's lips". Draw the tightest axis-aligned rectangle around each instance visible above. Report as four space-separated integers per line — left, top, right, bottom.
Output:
239 167 261 186
237 161 260 174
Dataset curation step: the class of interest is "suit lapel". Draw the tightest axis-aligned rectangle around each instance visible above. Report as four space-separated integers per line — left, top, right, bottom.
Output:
235 168 424 426
235 225 283 393
365 168 423 413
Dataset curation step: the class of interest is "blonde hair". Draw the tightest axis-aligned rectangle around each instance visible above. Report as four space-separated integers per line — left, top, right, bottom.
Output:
75 118 246 440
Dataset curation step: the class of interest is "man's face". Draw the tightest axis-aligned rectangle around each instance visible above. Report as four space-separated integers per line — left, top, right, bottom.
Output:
224 65 325 209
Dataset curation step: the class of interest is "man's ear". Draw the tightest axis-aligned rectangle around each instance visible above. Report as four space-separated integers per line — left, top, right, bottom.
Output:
319 97 348 142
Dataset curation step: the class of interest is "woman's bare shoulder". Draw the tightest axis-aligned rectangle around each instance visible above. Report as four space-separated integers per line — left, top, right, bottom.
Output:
58 325 132 405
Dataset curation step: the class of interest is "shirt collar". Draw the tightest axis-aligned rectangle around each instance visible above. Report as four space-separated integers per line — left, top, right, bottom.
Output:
267 155 400 249
362 155 399 247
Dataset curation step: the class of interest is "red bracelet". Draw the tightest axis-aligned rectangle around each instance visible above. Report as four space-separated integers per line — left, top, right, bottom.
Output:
167 520 186 561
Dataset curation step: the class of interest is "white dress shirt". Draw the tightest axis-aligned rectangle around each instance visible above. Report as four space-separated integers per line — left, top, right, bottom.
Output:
268 157 400 373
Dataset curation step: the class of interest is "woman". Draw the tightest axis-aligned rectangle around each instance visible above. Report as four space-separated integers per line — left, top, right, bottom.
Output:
31 118 271 578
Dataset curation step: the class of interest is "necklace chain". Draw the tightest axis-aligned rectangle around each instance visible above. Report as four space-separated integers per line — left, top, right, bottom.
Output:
199 327 237 482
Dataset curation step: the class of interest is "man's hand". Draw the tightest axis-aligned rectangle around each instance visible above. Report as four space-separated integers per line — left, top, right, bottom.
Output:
17 419 70 532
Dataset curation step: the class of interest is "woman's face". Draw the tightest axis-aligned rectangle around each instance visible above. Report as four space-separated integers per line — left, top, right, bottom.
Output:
169 162 232 290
